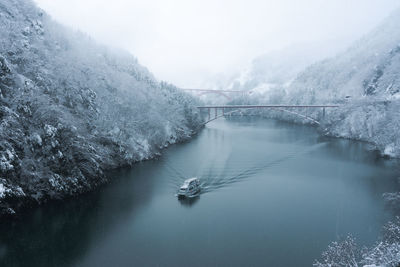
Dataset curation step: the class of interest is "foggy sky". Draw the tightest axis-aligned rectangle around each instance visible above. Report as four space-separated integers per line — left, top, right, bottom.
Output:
34 0 400 88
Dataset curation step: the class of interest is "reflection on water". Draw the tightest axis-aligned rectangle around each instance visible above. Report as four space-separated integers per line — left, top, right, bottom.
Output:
0 117 399 267
0 243 6 260
178 196 200 207
0 165 160 267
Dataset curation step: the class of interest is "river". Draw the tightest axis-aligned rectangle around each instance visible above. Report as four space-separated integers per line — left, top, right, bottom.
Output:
1 117 399 266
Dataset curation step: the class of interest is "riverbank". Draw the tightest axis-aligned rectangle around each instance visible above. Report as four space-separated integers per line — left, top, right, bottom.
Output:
226 98 400 159
0 127 203 219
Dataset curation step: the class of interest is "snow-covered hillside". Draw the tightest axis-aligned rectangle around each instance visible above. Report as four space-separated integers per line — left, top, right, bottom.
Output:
230 8 400 157
218 42 345 95
287 8 400 102
0 0 202 216
195 42 344 105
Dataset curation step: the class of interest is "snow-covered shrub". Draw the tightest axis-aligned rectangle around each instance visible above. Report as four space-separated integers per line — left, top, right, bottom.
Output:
362 241 400 266
362 217 400 266
314 236 360 267
315 219 400 267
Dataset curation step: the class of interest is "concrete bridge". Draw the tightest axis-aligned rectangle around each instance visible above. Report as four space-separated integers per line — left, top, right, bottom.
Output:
197 105 340 125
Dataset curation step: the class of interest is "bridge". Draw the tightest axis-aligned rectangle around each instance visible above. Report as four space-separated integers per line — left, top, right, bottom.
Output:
182 89 251 100
197 105 340 125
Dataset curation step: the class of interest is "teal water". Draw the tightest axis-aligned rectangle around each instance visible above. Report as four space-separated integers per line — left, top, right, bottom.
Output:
1 118 399 266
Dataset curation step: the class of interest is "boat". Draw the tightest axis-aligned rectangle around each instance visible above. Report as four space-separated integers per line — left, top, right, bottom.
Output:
177 178 201 198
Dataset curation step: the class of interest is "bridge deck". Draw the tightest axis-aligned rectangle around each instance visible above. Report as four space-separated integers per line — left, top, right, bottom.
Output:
183 89 244 93
197 105 340 109
197 104 340 125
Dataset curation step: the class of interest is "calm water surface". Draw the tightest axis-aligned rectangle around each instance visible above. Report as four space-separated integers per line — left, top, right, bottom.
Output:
1 118 399 267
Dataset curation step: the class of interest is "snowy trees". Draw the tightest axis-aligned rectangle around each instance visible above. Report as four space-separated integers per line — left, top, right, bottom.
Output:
314 218 400 267
0 0 201 216
314 176 400 266
314 236 359 267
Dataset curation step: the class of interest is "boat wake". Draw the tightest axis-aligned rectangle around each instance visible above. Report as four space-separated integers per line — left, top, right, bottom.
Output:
164 141 327 197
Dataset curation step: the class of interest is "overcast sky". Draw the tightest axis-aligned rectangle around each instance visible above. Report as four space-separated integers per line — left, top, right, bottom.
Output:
34 0 400 88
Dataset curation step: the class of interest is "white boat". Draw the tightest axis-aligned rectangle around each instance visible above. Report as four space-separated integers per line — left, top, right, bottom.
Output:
177 178 201 198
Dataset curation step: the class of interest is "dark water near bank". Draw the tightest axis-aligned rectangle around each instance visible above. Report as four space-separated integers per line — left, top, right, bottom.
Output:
1 118 399 267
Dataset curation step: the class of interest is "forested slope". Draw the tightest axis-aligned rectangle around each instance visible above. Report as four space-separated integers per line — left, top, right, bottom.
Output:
0 0 202 215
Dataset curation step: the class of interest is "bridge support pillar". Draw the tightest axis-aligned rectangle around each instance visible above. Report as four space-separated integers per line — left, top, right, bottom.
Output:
215 108 218 119
323 107 325 118
208 108 210 121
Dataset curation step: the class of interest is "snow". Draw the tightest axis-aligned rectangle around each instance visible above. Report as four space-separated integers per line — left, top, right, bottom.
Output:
44 124 57 138
0 184 5 199
209 42 346 95
0 0 202 215
31 133 42 146
0 155 14 171
384 144 396 157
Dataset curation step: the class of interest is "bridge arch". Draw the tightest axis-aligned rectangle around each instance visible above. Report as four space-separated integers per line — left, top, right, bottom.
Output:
182 89 249 101
197 91 232 100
